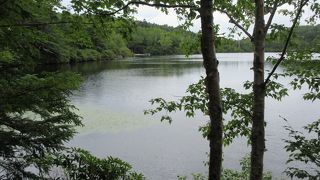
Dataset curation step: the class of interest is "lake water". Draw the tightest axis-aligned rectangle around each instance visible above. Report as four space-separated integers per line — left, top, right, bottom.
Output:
61 53 319 179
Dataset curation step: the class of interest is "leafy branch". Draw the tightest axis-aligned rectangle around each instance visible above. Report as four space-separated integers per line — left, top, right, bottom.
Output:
265 0 279 32
265 0 310 85
101 0 199 17
0 21 94 28
145 77 288 146
215 8 253 40
283 118 320 179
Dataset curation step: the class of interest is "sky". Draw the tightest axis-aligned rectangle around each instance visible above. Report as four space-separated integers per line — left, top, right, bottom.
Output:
134 5 316 37
62 0 317 38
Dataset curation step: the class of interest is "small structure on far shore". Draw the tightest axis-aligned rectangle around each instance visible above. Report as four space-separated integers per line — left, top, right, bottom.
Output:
134 53 151 57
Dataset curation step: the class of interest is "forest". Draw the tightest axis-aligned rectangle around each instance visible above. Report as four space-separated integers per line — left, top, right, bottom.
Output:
1 0 319 180
130 23 320 54
2 4 320 65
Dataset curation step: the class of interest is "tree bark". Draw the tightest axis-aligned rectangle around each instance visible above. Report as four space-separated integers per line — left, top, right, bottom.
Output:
250 0 266 180
200 1 223 180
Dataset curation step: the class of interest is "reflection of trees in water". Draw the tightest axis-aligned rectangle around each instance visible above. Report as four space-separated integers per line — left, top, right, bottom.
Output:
38 53 281 76
220 60 251 69
135 62 203 77
40 59 204 77
38 56 285 84
38 57 283 80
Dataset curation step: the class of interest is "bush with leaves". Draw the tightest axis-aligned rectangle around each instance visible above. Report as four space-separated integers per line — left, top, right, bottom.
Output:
177 155 273 180
51 148 145 180
221 155 273 180
0 0 136 178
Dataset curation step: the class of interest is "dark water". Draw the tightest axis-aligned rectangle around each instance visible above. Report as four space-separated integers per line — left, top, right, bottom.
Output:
62 53 319 179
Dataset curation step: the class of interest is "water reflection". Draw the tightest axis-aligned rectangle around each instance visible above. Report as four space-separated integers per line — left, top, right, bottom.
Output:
60 53 319 180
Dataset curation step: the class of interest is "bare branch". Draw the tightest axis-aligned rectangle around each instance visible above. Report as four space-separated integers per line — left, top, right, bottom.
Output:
215 8 253 41
265 0 279 32
1 1 198 28
264 0 309 85
0 21 93 28
0 21 133 28
101 1 199 16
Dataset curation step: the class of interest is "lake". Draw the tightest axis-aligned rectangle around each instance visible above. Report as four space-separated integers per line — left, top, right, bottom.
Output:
60 53 319 179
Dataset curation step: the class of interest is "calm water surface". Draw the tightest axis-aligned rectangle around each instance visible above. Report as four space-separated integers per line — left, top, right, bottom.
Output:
61 53 319 179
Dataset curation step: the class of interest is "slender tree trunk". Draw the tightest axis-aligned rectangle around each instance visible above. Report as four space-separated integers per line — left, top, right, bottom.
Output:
250 0 266 180
200 1 223 180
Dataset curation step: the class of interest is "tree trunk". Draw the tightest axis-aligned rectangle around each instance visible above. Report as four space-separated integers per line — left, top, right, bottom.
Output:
250 0 266 180
199 1 223 180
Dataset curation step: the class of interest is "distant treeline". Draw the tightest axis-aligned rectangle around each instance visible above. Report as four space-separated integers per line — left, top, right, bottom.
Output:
227 25 320 52
128 22 320 54
22 17 320 64
128 21 198 55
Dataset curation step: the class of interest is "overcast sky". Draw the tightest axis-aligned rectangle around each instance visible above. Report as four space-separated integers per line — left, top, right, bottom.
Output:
135 5 315 38
62 0 316 38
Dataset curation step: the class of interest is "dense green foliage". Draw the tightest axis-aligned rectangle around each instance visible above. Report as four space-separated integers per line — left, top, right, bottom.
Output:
0 0 140 179
0 0 83 178
129 24 320 54
128 22 245 54
128 21 199 55
31 17 133 64
42 20 133 63
53 148 144 179
2 5 320 64
0 70 82 178
0 2 133 64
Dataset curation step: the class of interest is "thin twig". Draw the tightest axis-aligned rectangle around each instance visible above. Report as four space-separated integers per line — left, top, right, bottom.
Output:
265 0 279 32
264 0 309 85
101 1 199 16
0 21 93 28
1 1 198 28
215 8 253 41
